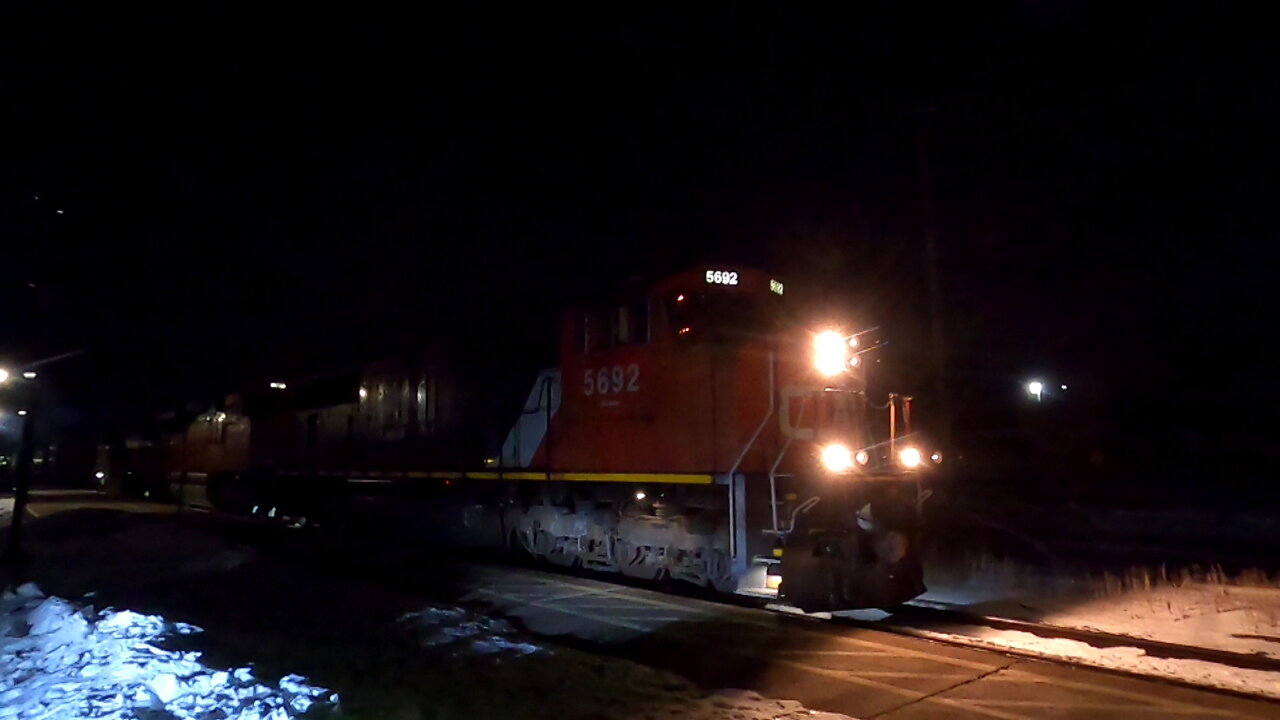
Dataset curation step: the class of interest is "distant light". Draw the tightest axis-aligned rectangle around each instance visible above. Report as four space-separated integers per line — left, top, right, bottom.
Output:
678 326 691 335
1060 384 1068 390
17 410 28 416
269 382 287 390
95 471 106 479
358 387 369 399
769 279 784 296
56 209 64 215
23 371 36 379
1026 380 1044 400
676 294 685 302
0 368 8 384
634 491 646 501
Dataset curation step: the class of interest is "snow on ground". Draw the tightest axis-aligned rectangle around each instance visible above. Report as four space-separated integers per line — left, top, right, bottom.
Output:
914 555 1280 699
920 558 1280 660
0 583 334 719
1 504 857 720
918 625 1280 700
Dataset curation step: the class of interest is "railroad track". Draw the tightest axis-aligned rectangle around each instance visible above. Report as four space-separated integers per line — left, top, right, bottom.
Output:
866 600 1280 673
190 506 1280 682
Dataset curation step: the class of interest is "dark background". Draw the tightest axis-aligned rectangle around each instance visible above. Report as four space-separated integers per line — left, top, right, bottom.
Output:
3 4 1275 499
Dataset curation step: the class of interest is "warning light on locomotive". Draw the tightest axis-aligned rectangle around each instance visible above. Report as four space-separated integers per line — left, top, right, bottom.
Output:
898 447 923 469
821 443 855 472
814 330 850 376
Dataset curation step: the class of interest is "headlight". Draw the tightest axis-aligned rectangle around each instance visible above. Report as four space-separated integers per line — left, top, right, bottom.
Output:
898 447 922 469
821 443 854 472
855 449 869 466
814 330 849 376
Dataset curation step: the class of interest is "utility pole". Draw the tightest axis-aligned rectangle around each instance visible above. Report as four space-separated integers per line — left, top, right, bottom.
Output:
917 101 952 455
2 350 86 564
4 399 36 565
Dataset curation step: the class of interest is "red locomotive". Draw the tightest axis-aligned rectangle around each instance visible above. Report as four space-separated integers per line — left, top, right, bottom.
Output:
132 266 940 610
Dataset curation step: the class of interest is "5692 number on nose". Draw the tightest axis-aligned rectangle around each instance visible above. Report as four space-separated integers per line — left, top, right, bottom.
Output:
583 364 640 395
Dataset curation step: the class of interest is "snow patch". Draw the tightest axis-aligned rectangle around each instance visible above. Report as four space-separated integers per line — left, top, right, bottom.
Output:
919 579 1280 660
919 625 1280 699
401 605 543 656
0 585 335 719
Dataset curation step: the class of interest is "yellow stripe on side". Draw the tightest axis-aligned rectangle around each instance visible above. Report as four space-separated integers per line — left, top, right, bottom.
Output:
464 471 713 485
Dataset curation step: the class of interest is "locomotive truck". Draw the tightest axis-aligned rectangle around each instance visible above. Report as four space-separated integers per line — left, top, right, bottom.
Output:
130 266 940 610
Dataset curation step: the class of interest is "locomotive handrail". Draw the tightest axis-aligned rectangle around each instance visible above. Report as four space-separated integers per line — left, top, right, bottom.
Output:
767 400 807 532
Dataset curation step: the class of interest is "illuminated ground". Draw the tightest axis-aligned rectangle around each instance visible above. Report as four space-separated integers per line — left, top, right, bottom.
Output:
2 491 1277 719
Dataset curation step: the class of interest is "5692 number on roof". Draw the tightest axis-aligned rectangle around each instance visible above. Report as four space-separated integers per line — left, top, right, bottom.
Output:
705 270 739 286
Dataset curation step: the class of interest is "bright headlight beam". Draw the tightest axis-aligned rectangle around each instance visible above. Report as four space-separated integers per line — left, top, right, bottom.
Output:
814 331 849 376
821 443 854 472
898 447 922 469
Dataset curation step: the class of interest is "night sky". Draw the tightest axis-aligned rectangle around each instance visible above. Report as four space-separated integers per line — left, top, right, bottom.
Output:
3 5 1276 482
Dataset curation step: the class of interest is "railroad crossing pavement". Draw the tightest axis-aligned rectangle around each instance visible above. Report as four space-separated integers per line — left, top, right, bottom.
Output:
4 492 1278 719
454 565 1279 720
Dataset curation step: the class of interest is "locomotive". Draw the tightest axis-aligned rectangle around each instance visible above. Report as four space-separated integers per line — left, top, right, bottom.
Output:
134 266 939 611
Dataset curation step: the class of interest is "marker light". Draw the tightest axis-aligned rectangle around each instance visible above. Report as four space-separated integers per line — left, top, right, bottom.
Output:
17 410 28 417
269 382 287 390
930 451 943 464
848 336 858 349
814 331 849 376
898 447 922 469
821 443 855 472
635 491 646 501
23 371 37 379
855 449 870 466
848 356 860 368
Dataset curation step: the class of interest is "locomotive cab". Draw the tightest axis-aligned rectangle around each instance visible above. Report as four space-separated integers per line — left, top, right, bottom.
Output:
515 265 938 610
